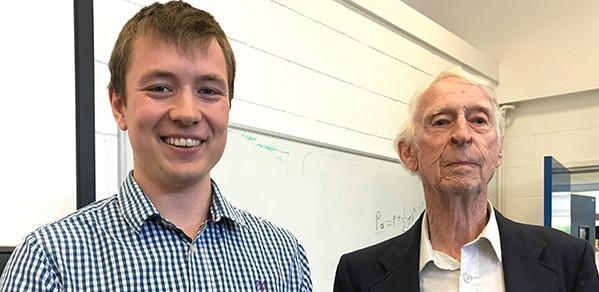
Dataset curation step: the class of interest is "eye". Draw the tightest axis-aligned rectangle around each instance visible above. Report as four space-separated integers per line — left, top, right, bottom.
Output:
198 87 217 95
433 120 447 126
197 86 226 100
147 85 172 93
431 116 451 127
471 116 489 125
426 112 453 128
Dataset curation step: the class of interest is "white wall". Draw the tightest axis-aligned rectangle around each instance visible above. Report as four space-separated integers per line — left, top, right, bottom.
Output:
0 1 76 246
502 90 599 224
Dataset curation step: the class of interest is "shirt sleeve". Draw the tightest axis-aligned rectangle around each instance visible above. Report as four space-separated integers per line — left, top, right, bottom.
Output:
0 234 62 292
297 243 313 292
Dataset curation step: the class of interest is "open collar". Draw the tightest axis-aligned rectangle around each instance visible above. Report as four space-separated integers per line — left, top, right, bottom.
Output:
118 171 250 234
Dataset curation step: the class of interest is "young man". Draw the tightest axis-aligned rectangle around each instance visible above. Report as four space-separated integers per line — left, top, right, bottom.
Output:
333 67 599 291
0 1 312 291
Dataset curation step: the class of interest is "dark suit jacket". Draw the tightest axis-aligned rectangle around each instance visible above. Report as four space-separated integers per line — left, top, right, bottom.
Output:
334 210 599 291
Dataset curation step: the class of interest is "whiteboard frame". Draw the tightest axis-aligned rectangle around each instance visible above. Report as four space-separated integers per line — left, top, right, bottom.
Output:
228 123 400 164
75 0 97 208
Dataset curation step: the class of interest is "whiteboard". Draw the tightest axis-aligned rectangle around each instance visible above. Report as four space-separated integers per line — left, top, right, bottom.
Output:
0 1 76 246
211 124 424 291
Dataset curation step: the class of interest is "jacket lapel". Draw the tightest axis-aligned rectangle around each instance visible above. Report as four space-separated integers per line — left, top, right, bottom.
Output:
368 210 561 291
370 214 423 292
496 211 559 291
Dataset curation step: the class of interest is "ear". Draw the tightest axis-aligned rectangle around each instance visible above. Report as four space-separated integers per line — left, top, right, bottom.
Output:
398 140 419 172
109 88 128 131
496 135 504 168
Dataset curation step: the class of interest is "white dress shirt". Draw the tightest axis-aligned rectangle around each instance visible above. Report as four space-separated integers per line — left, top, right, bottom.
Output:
419 202 505 292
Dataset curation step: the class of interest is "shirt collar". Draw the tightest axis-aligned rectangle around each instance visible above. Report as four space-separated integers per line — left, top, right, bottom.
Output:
209 178 249 229
418 201 503 272
118 171 250 232
118 171 161 233
481 201 502 261
419 211 434 271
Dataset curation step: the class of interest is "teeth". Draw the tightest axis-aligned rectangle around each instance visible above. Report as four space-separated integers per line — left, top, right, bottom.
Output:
165 137 201 147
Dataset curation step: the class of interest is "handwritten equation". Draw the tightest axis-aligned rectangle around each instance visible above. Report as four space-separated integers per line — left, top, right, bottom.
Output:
375 205 423 234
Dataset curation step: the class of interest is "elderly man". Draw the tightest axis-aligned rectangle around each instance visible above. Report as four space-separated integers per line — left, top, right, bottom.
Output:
333 67 599 291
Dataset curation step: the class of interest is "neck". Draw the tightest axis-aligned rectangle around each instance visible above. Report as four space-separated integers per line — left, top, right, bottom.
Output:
424 189 489 260
135 174 213 238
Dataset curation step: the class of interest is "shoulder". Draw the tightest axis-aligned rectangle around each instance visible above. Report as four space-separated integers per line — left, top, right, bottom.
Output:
2 196 118 288
341 235 402 264
333 222 421 291
39 195 118 229
20 196 118 252
233 208 301 248
220 207 312 283
341 213 423 264
210 181 301 247
337 215 422 274
496 211 599 289
520 222 583 244
496 211 594 268
496 211 589 251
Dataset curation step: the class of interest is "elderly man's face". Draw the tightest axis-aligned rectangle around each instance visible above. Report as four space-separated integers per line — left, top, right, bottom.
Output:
399 77 503 196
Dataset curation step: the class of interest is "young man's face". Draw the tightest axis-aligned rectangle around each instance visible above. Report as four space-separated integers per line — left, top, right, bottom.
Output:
110 35 230 193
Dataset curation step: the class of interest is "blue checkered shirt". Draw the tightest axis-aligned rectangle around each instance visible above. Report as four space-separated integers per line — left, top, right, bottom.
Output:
0 172 312 291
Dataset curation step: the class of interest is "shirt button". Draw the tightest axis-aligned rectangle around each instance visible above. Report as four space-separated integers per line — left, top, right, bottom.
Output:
190 245 197 253
463 274 472 283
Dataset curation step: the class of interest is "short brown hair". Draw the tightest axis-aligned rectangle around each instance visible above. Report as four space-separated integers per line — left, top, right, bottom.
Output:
108 1 236 105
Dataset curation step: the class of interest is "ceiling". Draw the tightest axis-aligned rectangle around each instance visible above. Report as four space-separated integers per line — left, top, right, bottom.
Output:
399 0 597 62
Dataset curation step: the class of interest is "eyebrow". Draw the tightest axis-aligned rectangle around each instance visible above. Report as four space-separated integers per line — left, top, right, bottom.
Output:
195 73 227 86
424 105 455 120
424 103 493 120
138 70 227 87
467 104 493 116
138 69 175 84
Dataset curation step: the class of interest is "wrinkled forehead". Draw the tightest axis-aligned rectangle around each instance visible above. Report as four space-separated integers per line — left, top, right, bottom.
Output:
416 76 492 113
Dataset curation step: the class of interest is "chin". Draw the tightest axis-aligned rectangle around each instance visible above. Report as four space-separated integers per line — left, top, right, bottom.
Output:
443 180 483 195
168 170 209 185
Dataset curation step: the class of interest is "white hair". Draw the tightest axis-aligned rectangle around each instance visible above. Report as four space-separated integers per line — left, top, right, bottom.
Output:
394 66 503 156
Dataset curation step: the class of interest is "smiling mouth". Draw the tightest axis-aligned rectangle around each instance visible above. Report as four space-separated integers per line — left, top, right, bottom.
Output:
163 137 203 147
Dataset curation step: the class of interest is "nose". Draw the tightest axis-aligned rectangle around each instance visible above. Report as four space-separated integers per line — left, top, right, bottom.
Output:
169 91 200 126
450 117 472 146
